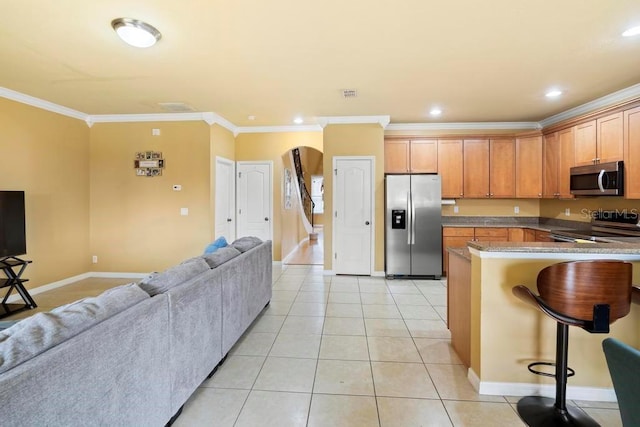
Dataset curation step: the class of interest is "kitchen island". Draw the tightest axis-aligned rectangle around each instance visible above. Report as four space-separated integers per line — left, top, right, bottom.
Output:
447 240 640 402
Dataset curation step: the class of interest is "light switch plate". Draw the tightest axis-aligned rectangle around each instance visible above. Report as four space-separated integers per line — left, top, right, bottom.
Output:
180 207 188 216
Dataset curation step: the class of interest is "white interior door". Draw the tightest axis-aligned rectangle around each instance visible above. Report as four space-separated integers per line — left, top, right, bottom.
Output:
215 156 236 241
237 161 273 241
333 157 373 275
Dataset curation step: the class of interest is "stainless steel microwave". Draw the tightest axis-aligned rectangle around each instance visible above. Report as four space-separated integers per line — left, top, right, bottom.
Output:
570 161 624 196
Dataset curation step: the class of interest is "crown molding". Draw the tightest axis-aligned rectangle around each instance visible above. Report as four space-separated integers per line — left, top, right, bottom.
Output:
86 112 236 131
386 121 541 131
316 115 391 128
201 112 237 134
235 125 323 134
0 86 88 122
539 83 640 128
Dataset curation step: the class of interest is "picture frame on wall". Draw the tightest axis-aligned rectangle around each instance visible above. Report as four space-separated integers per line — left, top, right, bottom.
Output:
284 168 292 209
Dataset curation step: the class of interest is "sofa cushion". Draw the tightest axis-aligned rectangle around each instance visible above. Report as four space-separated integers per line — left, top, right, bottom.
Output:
203 236 228 254
203 246 241 268
139 258 210 296
231 236 263 253
0 321 19 331
0 283 149 374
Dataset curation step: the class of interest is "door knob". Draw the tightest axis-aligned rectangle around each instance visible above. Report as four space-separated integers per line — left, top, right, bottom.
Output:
365 221 370 225
264 217 269 221
227 218 232 222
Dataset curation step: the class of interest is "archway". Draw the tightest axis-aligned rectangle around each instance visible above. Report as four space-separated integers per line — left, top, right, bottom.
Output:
280 146 323 264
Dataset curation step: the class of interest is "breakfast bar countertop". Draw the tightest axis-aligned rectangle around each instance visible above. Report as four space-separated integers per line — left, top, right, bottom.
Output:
467 240 640 254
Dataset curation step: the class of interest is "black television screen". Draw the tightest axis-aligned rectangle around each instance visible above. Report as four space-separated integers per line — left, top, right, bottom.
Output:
0 191 26 258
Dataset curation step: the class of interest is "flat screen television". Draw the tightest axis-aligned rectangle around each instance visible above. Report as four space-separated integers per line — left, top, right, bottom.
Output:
0 191 26 258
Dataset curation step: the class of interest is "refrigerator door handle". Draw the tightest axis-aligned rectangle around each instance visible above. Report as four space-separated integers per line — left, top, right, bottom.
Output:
407 191 412 245
411 191 416 245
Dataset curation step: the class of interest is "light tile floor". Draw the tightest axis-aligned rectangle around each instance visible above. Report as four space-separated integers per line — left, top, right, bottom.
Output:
5 267 622 426
173 264 623 427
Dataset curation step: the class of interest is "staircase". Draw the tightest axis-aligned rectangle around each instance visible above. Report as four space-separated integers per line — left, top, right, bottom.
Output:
291 148 316 237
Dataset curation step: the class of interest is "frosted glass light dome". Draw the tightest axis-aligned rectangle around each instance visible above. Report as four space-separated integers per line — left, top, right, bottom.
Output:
111 18 161 48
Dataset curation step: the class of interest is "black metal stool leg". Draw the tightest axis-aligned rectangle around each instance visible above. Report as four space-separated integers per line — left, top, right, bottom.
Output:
516 323 601 426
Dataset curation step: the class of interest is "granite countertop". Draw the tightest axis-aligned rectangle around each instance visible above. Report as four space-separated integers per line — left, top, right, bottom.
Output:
467 240 640 254
441 216 588 233
447 247 471 261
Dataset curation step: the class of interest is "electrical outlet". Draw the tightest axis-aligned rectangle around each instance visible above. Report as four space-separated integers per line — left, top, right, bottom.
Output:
514 206 520 214
92 255 98 264
453 206 459 214
565 208 571 216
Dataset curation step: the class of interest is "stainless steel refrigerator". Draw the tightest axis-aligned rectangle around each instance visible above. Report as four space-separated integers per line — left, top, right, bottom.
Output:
385 174 442 278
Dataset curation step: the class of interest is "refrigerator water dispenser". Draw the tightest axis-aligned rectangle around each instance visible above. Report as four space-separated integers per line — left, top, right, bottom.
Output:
391 210 406 229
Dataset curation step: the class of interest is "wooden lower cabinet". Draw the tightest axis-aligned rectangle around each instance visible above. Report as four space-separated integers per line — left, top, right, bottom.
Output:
447 251 471 367
442 228 474 276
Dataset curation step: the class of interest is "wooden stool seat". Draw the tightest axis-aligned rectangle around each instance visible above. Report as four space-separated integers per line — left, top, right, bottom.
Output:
512 260 632 427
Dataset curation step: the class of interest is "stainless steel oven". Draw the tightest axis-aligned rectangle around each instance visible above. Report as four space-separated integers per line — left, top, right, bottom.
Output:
570 161 623 196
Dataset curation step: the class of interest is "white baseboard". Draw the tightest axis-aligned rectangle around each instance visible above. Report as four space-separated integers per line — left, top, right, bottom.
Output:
372 270 386 277
89 272 149 279
468 368 616 402
323 270 335 276
281 237 310 264
5 271 148 303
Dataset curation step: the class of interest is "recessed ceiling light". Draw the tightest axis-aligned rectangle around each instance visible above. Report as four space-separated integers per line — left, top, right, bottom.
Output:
429 108 442 116
622 25 640 37
293 117 304 124
111 18 162 48
545 90 563 98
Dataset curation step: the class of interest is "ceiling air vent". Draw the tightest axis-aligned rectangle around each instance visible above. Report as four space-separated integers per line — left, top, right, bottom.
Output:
341 89 357 99
158 102 195 112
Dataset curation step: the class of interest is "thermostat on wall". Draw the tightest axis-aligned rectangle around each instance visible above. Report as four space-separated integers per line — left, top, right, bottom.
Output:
173 185 182 191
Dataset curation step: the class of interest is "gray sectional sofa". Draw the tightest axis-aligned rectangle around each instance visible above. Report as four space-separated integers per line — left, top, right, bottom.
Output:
0 238 272 426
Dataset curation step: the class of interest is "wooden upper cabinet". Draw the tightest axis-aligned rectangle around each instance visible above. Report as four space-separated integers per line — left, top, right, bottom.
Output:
438 140 464 198
515 135 543 198
463 139 489 198
574 120 597 166
489 138 515 198
410 140 438 173
543 132 559 198
624 106 640 199
384 139 437 173
385 139 410 173
597 112 624 164
545 128 575 198
557 127 575 198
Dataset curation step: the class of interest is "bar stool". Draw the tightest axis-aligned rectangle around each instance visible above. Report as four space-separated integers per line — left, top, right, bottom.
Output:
512 260 632 427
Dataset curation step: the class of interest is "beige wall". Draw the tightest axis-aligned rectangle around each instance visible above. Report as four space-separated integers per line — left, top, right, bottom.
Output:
443 199 540 217
89 121 212 272
540 197 640 222
235 131 323 261
323 124 385 272
0 98 90 288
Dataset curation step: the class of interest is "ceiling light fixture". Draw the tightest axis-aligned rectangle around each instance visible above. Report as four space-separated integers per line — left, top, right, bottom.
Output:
429 108 442 116
622 25 640 37
545 90 563 98
111 18 162 48
293 117 304 124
